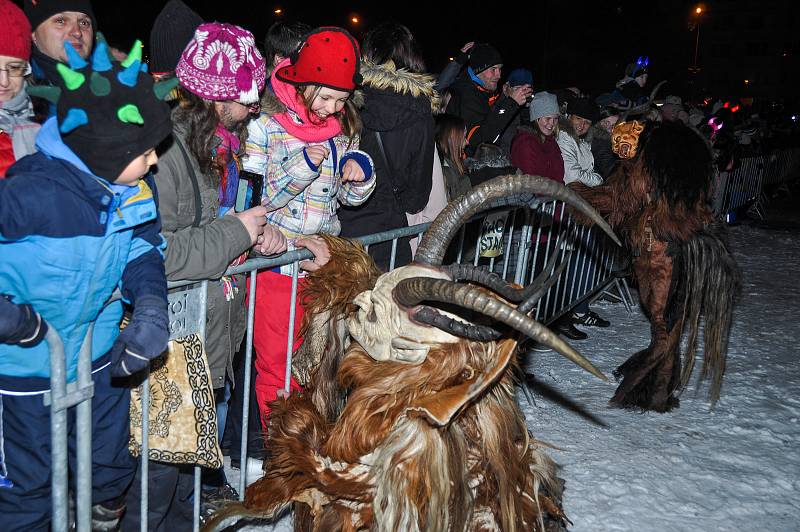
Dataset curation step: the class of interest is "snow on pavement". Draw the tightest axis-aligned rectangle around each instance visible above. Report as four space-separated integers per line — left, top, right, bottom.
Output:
521 223 800 531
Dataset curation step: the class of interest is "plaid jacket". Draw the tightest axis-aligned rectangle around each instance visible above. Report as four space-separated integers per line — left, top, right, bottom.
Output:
244 114 375 248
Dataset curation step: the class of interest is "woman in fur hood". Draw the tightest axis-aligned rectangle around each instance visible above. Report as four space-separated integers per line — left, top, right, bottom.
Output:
337 22 440 271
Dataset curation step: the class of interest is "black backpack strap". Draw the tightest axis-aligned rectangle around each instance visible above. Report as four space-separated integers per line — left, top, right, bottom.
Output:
175 137 203 228
374 130 405 211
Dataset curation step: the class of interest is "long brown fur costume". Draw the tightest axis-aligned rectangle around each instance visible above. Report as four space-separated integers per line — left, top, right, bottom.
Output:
570 121 740 412
205 235 567 532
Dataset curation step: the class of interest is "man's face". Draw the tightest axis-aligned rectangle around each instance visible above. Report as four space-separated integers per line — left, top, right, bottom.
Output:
32 11 94 61
476 64 502 92
215 100 255 130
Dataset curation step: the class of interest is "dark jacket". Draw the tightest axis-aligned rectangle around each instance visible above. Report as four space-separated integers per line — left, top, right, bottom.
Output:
338 61 437 271
441 155 470 201
510 127 565 183
445 75 520 154
590 125 618 179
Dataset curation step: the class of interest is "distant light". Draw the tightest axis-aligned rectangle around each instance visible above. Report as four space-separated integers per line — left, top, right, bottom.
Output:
274 8 282 14
695 6 702 14
792 115 797 122
744 79 750 84
449 57 454 61
351 16 359 23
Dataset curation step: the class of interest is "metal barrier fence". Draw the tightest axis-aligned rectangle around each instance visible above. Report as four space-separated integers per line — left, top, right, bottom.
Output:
714 147 800 219
43 198 622 531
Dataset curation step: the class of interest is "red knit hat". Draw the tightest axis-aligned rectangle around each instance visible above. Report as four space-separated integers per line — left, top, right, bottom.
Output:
0 0 32 61
275 27 361 92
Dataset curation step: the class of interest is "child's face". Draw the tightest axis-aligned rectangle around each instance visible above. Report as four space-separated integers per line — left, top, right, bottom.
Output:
305 86 350 120
116 148 158 185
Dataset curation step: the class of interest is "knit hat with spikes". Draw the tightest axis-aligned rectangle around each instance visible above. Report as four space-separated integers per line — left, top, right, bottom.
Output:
28 35 173 182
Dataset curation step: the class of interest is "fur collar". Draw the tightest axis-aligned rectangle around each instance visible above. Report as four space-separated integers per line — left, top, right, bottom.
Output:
260 86 288 117
258 60 441 118
360 60 440 113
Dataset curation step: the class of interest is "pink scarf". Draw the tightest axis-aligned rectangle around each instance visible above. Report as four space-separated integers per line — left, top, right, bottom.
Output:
270 59 343 143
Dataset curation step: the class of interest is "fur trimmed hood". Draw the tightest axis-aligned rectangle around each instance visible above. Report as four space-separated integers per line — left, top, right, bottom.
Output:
359 60 440 112
258 60 440 126
356 60 439 133
259 83 289 117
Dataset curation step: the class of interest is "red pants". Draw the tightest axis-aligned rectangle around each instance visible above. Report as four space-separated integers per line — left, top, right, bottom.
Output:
250 270 304 430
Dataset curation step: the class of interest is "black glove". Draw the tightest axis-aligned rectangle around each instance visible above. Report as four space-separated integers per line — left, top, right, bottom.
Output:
0 294 48 347
110 295 169 377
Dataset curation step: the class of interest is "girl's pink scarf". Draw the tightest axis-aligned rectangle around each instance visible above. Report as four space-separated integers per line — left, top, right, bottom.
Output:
271 58 342 143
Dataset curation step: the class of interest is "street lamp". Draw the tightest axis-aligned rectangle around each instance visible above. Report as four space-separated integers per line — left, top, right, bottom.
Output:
691 5 705 73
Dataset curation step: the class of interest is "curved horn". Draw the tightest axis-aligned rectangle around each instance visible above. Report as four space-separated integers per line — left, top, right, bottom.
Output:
394 277 607 381
415 174 620 266
441 264 537 302
621 80 667 121
412 306 501 342
440 240 568 310
516 247 571 315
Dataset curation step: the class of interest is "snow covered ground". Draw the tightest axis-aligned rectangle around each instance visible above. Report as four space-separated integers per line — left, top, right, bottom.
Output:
227 222 800 531
523 222 800 531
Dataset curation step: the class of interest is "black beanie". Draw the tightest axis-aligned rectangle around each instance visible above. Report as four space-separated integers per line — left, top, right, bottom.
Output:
568 98 600 123
29 36 173 182
469 43 503 74
24 0 96 31
149 0 203 75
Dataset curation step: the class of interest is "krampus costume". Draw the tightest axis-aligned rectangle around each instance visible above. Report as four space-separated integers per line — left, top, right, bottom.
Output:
206 175 620 531
570 120 740 412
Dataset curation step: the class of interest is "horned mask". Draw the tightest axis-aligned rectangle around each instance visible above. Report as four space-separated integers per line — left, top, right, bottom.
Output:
348 265 460 363
346 174 622 380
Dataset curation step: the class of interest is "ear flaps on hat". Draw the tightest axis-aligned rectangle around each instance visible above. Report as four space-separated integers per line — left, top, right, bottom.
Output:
235 64 258 104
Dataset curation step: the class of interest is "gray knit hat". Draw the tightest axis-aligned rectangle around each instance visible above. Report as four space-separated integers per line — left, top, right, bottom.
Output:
529 91 559 121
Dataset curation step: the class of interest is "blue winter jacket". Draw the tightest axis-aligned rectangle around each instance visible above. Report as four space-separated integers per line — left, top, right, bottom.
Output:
0 118 168 394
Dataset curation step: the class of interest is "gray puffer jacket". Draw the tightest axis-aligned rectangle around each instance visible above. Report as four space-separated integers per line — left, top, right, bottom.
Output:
153 116 252 389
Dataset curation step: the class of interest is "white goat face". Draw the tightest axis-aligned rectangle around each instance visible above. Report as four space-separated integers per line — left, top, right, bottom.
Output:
347 265 461 364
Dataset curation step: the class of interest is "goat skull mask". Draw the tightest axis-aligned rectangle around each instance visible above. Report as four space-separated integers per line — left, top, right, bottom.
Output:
347 264 461 364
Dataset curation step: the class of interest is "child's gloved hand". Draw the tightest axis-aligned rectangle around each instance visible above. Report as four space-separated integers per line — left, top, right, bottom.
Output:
110 295 169 377
0 294 48 347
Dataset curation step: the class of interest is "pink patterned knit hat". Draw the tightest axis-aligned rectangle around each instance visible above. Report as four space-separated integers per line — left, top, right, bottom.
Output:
176 22 266 104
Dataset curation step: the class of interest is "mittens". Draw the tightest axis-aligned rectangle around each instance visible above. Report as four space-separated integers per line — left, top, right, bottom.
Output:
110 295 169 377
0 294 48 348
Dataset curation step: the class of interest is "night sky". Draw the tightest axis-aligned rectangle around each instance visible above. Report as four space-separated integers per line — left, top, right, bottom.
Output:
18 0 799 101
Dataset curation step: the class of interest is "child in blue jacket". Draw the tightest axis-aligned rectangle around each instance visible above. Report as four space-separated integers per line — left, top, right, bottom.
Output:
0 39 173 531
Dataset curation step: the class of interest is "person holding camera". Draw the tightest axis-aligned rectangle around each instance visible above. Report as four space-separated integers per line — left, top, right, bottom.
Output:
445 42 532 156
